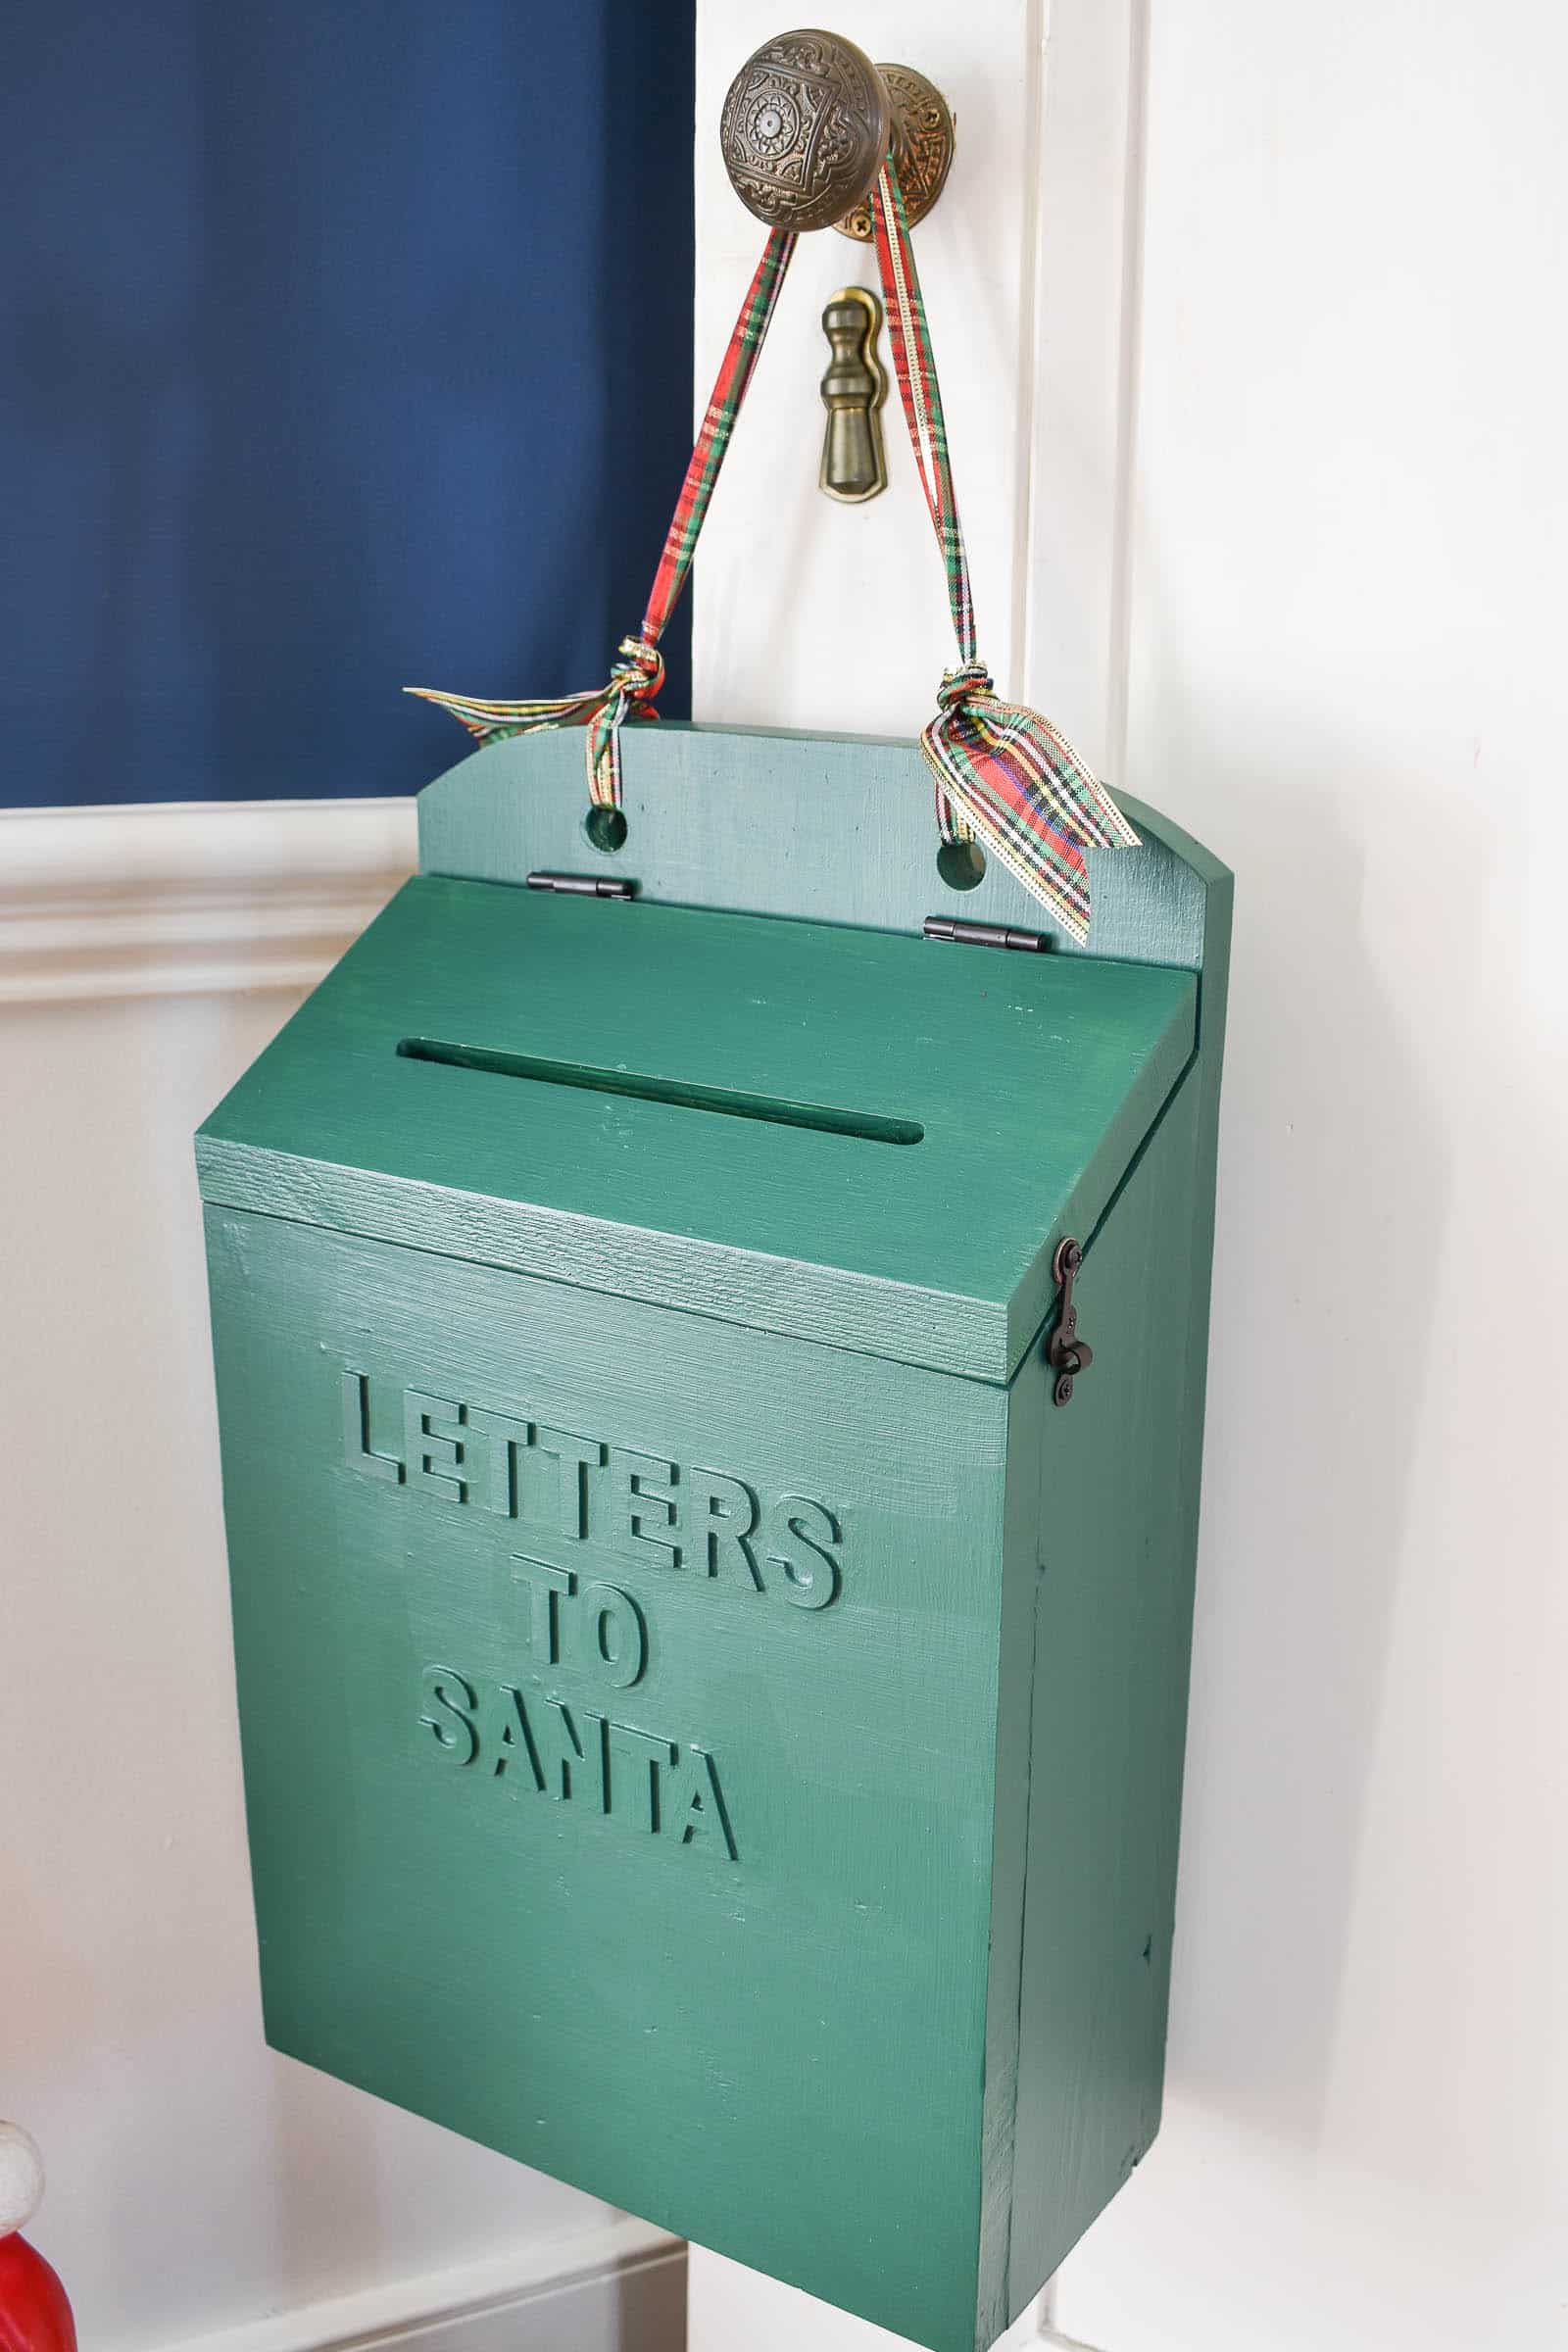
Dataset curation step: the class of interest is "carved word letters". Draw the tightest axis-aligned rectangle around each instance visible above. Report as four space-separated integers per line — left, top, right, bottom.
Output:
343 1371 843 1608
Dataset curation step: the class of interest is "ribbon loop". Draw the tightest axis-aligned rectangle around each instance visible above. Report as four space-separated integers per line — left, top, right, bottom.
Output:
585 635 667 807
865 158 1139 943
408 159 1140 938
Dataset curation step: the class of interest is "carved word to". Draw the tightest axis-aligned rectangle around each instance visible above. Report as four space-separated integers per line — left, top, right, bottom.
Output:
512 1556 648 1690
343 1370 842 1609
419 1663 740 1862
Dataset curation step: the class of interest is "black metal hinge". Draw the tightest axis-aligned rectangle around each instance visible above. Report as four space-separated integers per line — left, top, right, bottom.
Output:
1046 1236 1095 1406
922 916 1049 953
526 871 637 900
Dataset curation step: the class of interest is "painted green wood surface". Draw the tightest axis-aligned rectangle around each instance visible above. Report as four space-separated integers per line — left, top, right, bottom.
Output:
207 1211 1009 2352
196 720 1233 2352
198 879 1196 1385
417 722 1213 974
1003 1073 1206 2317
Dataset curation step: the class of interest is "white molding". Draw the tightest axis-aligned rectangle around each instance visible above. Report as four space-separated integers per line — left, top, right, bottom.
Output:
1021 0 1143 779
0 799 417 1004
162 2216 683 2352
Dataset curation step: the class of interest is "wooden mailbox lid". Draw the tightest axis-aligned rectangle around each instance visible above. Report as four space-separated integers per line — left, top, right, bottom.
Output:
198 868 1194 1385
198 722 1225 1386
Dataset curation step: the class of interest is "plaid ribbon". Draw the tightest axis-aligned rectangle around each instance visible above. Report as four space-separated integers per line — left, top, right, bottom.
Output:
408 159 1138 937
867 160 1139 942
407 229 797 808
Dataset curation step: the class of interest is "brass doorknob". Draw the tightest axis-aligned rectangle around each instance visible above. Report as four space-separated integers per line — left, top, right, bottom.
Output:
834 65 956 242
720 31 956 239
719 29 891 234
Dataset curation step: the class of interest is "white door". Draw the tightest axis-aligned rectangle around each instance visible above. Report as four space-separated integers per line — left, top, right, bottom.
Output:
687 3 1568 2349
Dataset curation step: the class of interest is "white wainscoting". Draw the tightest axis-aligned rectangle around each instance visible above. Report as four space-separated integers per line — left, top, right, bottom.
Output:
0 797 416 1002
0 799 684 2352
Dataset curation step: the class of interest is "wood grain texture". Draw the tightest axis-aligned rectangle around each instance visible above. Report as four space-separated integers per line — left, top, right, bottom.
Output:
207 1211 1008 2352
416 722 1212 972
197 875 1196 1385
1004 1073 1206 2314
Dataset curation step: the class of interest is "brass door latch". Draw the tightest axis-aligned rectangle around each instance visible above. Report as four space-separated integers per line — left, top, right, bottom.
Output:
819 288 887 502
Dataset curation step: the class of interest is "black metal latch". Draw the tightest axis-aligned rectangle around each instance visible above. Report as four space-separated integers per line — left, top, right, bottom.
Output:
526 871 636 901
1046 1236 1094 1406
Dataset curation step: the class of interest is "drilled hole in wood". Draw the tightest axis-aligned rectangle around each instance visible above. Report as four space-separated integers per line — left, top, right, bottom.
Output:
937 838 986 891
584 806 628 853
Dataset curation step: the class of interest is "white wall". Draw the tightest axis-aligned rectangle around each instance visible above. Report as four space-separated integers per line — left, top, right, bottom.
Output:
692 1 1567 2346
1051 5 1568 2343
0 805 682 2352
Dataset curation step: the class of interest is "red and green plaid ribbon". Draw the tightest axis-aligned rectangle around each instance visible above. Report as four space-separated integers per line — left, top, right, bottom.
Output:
408 228 797 808
409 159 1138 939
867 159 1139 942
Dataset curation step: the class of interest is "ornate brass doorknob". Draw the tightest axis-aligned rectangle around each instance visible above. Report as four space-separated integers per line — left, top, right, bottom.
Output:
833 65 956 242
721 32 955 239
720 29 891 234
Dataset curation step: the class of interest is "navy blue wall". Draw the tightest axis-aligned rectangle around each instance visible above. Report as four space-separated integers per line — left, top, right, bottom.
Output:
1 2 694 806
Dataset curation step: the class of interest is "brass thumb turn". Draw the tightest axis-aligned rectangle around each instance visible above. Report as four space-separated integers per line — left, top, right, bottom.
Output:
819 288 887 503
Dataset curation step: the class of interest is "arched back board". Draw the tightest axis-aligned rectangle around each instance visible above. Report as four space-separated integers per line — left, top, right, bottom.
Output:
418 720 1229 998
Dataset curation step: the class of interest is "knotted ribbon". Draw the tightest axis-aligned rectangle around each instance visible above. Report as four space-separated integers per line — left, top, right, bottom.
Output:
408 634 666 809
408 159 1138 941
866 160 1139 939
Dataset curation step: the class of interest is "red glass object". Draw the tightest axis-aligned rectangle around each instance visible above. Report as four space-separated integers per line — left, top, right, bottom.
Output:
0 2235 75 2352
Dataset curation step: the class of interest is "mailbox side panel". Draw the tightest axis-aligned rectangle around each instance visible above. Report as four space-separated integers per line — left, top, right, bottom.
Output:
204 1208 1009 2352
1001 1068 1209 2315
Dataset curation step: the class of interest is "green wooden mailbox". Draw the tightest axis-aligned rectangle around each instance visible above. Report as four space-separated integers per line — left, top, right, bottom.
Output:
197 724 1229 2352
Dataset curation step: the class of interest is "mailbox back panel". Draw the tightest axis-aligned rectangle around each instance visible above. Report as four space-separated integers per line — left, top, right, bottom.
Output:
206 1207 1010 2351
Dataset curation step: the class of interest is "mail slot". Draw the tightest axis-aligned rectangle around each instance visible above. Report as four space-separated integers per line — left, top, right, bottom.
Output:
197 721 1230 2352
